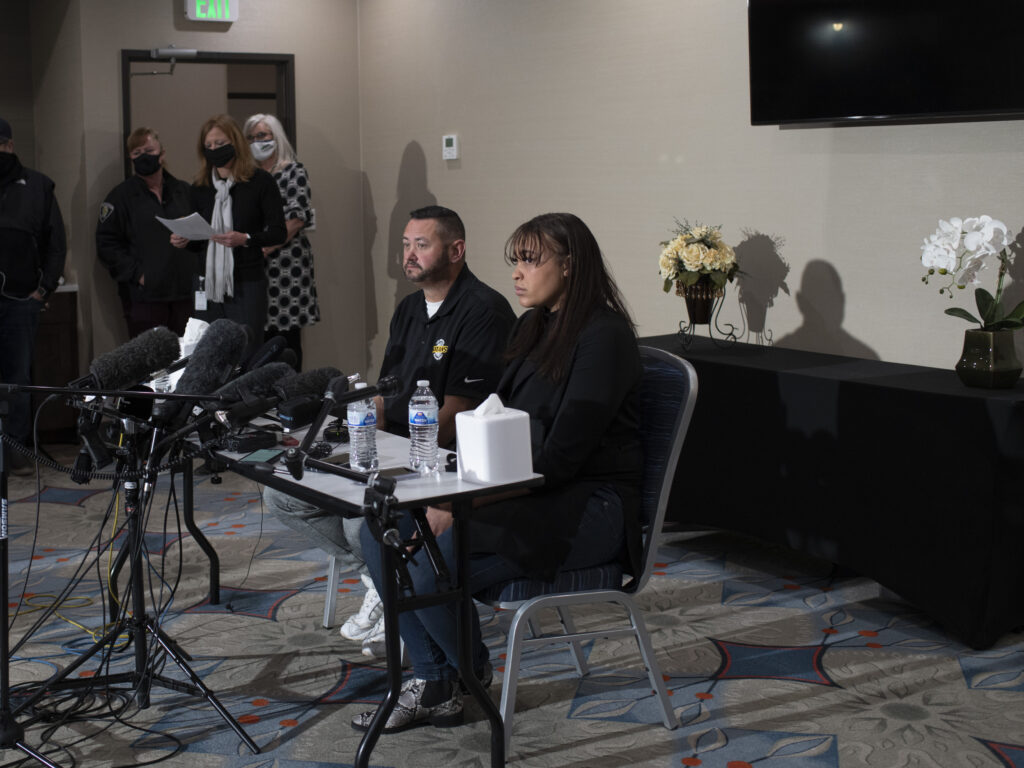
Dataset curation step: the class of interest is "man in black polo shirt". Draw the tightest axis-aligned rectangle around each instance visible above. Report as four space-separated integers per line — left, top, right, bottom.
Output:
264 205 514 656
375 205 514 445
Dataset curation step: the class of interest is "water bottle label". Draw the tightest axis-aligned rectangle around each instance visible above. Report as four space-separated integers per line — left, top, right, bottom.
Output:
348 410 377 427
409 406 439 426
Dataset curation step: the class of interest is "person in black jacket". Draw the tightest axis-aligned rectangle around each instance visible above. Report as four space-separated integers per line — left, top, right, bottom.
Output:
0 117 66 474
353 212 643 733
171 114 286 353
96 127 195 336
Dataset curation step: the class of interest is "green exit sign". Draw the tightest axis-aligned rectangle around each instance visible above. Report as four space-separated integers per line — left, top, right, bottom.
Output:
186 0 238 22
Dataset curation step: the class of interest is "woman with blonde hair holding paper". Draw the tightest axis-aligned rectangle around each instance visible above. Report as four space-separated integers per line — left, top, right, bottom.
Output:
353 212 643 733
171 114 286 354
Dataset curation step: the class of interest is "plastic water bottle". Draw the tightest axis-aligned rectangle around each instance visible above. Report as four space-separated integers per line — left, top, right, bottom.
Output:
347 382 378 472
152 371 172 394
408 379 439 474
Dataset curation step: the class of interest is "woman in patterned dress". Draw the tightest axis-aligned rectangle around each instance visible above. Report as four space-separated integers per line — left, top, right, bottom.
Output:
243 113 320 370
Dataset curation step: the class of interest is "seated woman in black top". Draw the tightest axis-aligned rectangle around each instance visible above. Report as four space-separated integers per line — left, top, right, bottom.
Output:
170 114 285 353
354 212 643 733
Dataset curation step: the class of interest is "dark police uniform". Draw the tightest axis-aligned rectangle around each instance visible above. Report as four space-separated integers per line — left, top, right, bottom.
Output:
379 265 515 441
96 170 195 336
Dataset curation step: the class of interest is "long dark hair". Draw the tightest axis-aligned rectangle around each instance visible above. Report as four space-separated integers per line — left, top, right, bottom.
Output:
504 213 634 382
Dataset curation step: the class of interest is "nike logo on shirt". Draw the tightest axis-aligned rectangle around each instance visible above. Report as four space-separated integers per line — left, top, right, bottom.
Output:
464 377 483 384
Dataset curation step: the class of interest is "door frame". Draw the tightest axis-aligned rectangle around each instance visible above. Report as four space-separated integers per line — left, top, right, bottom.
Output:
120 49 296 178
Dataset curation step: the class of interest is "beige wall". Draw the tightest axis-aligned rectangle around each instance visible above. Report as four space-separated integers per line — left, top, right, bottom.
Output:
357 0 1024 371
19 0 364 376
9 0 1024 379
129 61 229 183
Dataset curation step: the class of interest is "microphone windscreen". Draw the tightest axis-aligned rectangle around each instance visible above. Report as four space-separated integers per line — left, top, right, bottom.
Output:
375 375 401 398
174 319 249 396
151 319 248 426
242 335 287 373
88 327 180 390
208 361 294 406
278 349 298 370
273 366 342 401
325 375 350 400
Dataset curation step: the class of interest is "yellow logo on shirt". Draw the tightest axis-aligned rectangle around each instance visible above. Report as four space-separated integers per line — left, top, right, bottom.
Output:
432 338 449 361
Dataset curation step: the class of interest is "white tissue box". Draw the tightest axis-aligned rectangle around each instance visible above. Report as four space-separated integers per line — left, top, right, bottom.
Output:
456 395 532 484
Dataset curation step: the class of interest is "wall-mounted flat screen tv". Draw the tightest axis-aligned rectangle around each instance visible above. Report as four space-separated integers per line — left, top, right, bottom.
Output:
748 0 1024 125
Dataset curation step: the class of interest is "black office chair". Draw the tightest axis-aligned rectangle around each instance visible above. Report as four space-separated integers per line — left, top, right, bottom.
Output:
479 346 697 753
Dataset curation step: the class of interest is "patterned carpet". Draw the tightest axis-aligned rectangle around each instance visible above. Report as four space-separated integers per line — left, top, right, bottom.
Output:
3 445 1024 768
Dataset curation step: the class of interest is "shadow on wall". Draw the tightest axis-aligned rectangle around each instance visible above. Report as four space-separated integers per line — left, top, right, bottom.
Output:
734 230 790 346
776 260 879 360
386 142 435 319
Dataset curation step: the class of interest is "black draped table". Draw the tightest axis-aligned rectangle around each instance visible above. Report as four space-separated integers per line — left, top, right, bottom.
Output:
641 334 1024 649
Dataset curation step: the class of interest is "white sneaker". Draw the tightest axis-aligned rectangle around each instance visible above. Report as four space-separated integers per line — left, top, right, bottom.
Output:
360 613 387 659
340 576 382 641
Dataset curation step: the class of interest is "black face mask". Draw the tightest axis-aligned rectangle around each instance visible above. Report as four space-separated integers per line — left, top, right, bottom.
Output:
132 152 161 176
203 143 236 169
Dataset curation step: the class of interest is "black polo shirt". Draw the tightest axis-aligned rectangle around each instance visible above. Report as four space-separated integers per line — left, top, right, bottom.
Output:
379 265 515 440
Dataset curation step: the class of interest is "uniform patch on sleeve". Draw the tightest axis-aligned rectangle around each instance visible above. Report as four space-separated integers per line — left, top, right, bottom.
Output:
99 202 115 223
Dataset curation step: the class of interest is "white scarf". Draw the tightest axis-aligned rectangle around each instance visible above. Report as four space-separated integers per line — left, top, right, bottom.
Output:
206 171 235 302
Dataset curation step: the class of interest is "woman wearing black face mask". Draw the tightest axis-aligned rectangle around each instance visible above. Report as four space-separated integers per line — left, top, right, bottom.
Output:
171 114 286 354
96 127 196 336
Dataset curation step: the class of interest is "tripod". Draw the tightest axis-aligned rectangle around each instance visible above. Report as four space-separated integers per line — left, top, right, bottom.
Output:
8 417 259 755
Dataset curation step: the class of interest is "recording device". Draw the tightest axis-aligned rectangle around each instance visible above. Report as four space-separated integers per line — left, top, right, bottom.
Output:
277 395 324 432
323 421 348 442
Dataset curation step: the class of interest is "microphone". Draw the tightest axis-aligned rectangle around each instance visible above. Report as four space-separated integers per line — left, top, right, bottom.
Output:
151 319 249 427
86 326 180 390
327 374 400 407
273 367 342 402
278 348 298 370
241 334 287 373
285 374 355 479
205 361 294 408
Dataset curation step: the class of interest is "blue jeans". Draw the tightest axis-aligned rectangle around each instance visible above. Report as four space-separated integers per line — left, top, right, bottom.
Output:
359 485 624 682
263 485 367 574
0 296 43 443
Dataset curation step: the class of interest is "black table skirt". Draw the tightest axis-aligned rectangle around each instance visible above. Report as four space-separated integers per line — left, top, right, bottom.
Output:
640 334 1024 649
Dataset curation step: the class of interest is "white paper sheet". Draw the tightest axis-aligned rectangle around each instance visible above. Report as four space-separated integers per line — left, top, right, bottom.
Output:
156 213 216 240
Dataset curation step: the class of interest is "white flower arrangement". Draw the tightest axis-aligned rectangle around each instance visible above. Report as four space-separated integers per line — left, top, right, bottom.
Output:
920 216 1024 331
659 220 739 293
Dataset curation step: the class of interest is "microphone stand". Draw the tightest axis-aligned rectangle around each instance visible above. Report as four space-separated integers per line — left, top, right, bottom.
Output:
284 376 396 480
0 403 63 766
7 412 260 755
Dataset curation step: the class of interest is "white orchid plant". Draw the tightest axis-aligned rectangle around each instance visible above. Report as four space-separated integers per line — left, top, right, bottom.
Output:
920 215 1024 331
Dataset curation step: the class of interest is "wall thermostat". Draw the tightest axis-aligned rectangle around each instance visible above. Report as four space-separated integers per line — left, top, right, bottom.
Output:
442 134 459 160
